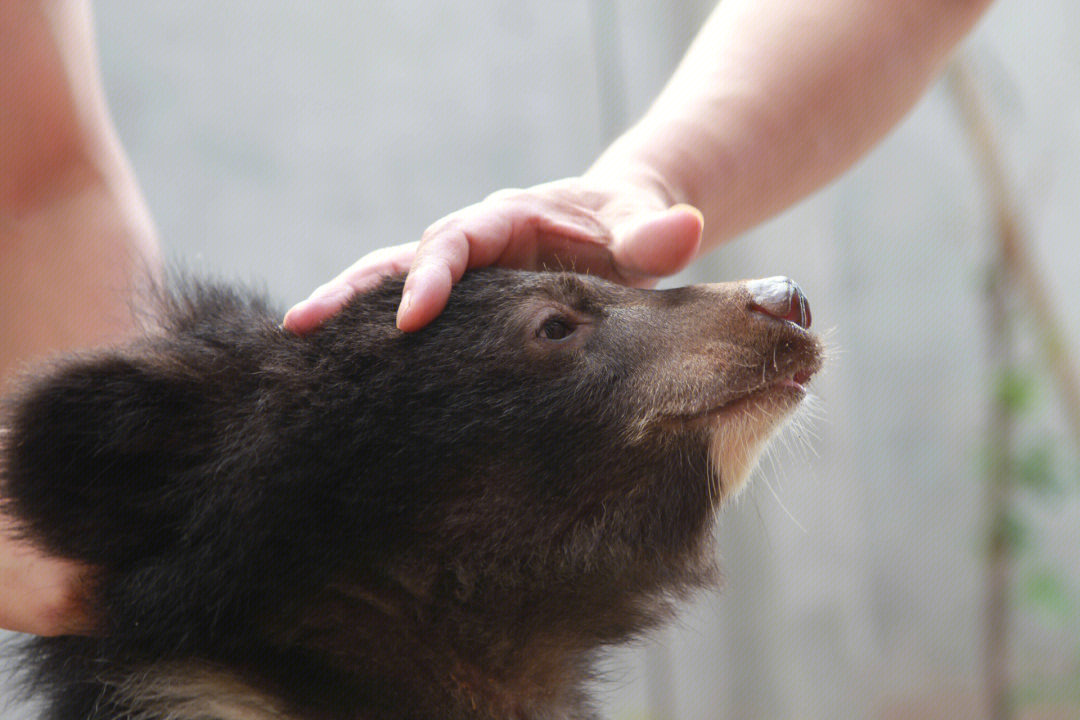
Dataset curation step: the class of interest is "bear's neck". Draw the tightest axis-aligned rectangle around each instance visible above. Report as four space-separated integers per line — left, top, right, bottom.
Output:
277 579 601 720
252 538 716 720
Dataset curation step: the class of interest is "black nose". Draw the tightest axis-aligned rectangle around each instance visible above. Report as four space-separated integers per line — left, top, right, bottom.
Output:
747 276 811 329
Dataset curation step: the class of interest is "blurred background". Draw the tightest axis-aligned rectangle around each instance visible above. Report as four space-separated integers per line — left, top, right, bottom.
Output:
4 1 1080 718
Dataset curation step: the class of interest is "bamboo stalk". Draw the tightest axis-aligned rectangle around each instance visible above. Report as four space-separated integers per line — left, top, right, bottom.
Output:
947 58 1080 452
983 259 1017 720
947 53 1080 720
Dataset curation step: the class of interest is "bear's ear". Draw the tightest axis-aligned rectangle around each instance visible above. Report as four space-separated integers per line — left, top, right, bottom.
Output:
2 352 207 568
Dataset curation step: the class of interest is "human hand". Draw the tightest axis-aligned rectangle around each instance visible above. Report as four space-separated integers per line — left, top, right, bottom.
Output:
283 172 704 333
0 512 92 636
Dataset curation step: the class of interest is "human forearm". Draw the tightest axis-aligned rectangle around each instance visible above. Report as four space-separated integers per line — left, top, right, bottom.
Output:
0 181 159 383
589 0 994 252
0 0 133 209
0 0 159 383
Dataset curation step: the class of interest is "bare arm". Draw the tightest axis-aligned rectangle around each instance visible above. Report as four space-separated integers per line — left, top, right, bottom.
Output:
284 0 993 333
593 0 994 249
0 0 159 635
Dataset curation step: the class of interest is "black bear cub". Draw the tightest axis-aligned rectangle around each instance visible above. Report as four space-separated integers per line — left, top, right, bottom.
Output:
2 268 821 720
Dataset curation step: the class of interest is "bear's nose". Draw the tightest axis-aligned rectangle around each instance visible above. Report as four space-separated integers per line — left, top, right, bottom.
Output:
746 276 811 329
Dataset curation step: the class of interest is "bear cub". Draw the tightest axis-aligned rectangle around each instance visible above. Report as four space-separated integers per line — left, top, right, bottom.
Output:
2 268 821 720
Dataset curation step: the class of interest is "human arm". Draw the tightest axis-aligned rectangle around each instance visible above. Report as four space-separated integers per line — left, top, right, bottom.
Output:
1 0 159 635
283 0 994 333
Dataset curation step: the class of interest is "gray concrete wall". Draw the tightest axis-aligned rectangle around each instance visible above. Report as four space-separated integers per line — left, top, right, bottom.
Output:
3 2 1079 718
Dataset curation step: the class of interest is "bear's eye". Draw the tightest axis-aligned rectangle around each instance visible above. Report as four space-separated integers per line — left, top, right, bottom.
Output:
539 317 574 341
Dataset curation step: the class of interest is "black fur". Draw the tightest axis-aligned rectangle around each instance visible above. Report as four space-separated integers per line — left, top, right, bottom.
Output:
2 269 821 720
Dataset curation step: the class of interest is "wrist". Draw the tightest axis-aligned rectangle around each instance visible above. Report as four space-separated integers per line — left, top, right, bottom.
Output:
584 151 684 211
587 109 730 217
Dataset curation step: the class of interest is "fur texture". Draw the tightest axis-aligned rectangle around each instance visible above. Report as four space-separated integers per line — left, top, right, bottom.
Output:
1 269 821 720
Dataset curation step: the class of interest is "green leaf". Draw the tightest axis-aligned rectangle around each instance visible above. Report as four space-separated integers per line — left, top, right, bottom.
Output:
995 368 1038 414
1021 571 1072 623
1015 444 1060 495
989 511 1030 555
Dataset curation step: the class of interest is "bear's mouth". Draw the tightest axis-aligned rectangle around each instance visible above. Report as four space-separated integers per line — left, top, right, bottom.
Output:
669 359 821 428
775 367 816 393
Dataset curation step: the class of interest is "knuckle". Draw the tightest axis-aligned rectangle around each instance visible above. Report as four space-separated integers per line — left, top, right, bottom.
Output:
484 187 524 204
421 215 461 242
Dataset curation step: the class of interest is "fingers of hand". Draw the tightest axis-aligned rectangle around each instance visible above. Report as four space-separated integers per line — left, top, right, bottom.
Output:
282 242 419 334
287 183 662 335
395 211 483 332
396 195 610 331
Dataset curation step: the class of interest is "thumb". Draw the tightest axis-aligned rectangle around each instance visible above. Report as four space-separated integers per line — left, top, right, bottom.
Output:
610 204 703 282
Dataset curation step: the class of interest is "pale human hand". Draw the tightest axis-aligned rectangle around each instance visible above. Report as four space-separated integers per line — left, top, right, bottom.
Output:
283 173 704 333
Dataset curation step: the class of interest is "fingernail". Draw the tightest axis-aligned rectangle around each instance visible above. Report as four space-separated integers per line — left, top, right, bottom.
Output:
281 306 305 332
396 290 413 329
283 284 355 334
671 203 704 227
